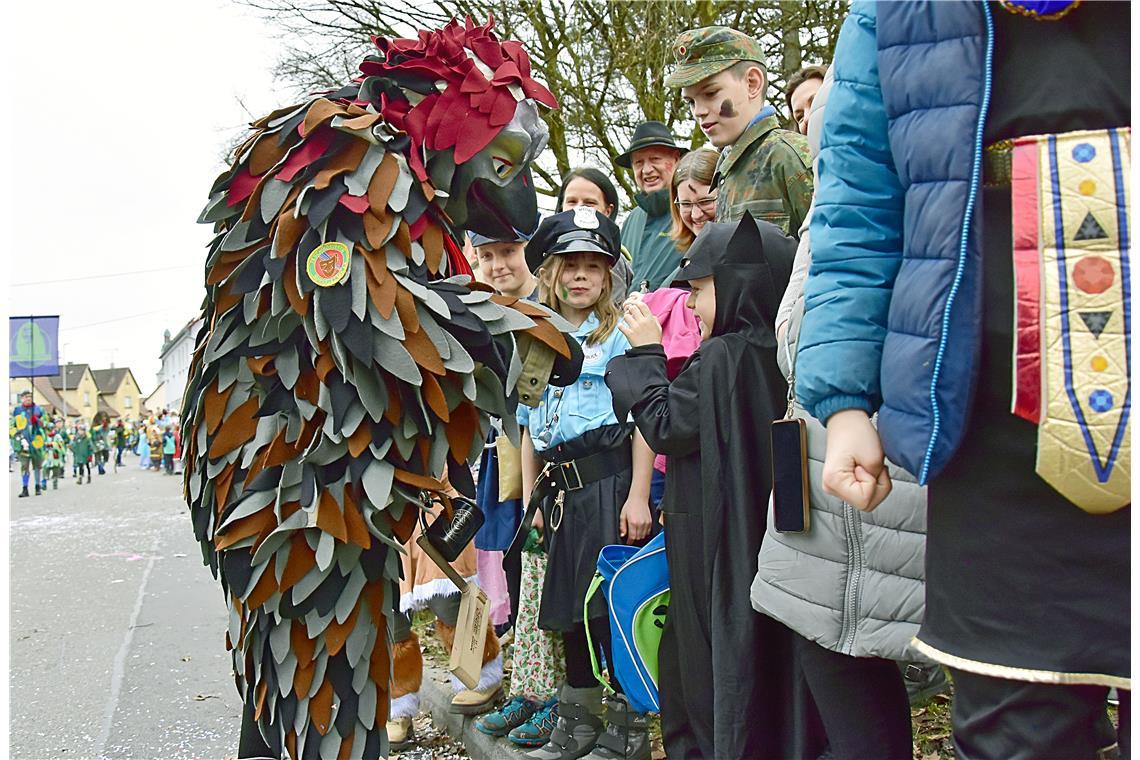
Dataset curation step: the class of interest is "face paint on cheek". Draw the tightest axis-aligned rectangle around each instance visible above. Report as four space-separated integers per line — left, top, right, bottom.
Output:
560 286 570 301
719 98 737 118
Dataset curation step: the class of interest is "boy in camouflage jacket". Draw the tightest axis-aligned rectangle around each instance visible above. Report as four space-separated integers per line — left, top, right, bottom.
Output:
667 27 813 234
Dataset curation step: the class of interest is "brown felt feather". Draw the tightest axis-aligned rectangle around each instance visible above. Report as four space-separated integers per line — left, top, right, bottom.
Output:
207 396 261 459
301 98 347 137
310 678 334 735
342 489 372 549
311 137 369 191
315 490 349 543
367 154 400 213
248 133 289 176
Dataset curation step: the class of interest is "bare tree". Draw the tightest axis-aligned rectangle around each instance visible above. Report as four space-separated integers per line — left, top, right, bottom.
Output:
236 0 848 205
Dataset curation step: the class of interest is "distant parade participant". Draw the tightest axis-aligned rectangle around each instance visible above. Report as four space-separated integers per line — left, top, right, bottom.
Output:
11 389 46 498
114 420 128 468
136 419 151 468
70 422 93 485
43 422 67 491
91 415 111 475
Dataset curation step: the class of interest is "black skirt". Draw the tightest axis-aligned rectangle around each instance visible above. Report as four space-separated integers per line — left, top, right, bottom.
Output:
537 424 632 632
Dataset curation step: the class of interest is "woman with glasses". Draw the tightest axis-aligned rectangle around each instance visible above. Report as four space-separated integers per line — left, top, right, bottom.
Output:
668 148 719 253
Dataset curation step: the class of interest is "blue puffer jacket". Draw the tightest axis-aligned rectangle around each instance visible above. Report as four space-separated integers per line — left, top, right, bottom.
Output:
797 0 992 483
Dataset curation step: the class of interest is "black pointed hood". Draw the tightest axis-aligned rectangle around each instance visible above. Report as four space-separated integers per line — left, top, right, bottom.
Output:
709 213 796 342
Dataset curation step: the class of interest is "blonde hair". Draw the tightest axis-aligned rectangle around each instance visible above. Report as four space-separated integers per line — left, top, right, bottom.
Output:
669 147 720 252
537 255 621 346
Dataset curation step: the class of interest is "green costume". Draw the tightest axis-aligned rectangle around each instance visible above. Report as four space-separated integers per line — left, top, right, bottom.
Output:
71 432 93 462
11 399 45 496
44 432 67 488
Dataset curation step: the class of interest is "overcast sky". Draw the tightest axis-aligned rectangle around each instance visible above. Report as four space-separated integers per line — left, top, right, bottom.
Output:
5 2 293 397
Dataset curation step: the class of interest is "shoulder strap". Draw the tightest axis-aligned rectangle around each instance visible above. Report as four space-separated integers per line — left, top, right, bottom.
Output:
583 572 616 695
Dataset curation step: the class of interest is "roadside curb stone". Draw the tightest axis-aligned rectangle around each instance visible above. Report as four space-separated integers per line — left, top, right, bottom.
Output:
420 664 527 760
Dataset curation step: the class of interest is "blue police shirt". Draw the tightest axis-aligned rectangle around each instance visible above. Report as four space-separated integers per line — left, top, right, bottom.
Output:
517 311 631 453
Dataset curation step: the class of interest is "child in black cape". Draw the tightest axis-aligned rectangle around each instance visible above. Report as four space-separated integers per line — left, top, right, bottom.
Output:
605 213 824 759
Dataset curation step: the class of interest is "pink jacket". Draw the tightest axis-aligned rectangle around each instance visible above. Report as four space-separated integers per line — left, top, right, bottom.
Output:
642 288 702 473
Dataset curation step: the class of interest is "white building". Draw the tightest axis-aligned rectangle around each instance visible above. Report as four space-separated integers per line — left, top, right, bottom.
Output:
156 317 204 414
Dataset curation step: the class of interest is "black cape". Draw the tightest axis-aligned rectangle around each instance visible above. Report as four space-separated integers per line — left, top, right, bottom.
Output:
606 216 823 758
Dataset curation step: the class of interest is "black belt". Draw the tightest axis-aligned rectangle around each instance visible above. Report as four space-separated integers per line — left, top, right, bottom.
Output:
502 443 632 569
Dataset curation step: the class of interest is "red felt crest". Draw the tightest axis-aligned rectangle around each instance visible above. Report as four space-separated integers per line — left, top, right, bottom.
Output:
356 17 557 179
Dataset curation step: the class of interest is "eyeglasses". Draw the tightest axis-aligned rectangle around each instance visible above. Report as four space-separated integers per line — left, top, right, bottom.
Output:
674 196 718 213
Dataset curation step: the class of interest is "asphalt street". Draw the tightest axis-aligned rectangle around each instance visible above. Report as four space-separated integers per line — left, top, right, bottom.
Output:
9 456 241 759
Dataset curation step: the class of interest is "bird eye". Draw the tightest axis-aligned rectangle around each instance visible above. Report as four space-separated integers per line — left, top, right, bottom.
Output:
492 155 514 178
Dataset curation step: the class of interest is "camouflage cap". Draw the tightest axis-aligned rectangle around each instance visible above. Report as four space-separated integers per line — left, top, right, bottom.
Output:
664 26 766 89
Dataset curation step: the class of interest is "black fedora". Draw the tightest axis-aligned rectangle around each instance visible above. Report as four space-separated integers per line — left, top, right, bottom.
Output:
615 121 684 168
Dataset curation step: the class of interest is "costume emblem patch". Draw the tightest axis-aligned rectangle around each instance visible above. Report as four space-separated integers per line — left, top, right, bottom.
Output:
305 242 351 287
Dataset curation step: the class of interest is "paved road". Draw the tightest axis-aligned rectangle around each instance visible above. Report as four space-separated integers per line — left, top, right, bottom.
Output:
10 457 240 760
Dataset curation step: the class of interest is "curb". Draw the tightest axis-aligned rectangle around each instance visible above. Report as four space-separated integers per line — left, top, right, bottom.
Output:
421 664 529 760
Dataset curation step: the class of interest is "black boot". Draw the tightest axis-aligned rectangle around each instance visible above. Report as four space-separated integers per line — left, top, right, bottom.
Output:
35 484 41 496
584 694 651 760
526 685 603 760
18 486 29 498
901 661 950 707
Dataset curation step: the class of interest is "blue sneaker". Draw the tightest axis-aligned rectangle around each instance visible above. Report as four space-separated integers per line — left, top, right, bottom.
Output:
475 695 538 737
509 699 559 747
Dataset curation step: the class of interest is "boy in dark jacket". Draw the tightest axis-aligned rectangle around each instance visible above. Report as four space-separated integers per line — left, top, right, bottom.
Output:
605 214 820 759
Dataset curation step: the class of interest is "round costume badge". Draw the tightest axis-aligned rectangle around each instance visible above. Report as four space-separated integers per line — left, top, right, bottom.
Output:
306 242 351 287
573 206 600 230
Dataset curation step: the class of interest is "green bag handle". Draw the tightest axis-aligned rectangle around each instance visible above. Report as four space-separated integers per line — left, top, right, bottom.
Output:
583 572 616 695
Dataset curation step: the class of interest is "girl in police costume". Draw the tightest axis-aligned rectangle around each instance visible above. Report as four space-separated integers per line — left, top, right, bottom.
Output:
518 207 656 760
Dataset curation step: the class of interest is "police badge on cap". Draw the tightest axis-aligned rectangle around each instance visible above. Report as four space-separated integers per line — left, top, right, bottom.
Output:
524 208 622 272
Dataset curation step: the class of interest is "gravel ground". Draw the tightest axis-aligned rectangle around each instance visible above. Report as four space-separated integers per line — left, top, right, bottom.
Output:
392 713 470 760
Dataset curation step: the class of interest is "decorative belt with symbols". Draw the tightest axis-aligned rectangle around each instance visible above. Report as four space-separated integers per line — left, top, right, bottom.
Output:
1008 127 1130 513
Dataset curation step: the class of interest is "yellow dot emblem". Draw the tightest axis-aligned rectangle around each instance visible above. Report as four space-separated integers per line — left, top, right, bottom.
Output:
1078 179 1096 196
306 242 351 287
1091 355 1109 372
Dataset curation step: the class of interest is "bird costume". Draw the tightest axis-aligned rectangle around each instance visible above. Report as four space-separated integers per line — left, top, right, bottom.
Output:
184 18 582 759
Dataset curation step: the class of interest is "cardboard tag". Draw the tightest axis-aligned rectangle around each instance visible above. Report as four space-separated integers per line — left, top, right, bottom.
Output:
448 582 490 689
414 533 488 688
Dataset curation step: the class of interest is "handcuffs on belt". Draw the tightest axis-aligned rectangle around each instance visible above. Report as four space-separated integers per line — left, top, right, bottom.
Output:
534 458 589 534
501 458 587 569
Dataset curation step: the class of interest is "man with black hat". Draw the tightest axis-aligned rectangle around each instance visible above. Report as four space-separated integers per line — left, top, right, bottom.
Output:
607 215 823 759
666 27 813 235
615 121 686 293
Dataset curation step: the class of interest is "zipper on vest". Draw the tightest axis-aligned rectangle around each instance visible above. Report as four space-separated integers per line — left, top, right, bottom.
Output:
919 0 995 485
838 502 865 656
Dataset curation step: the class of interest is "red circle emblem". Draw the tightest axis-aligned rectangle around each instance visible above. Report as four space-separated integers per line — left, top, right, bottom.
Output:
1072 256 1115 294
